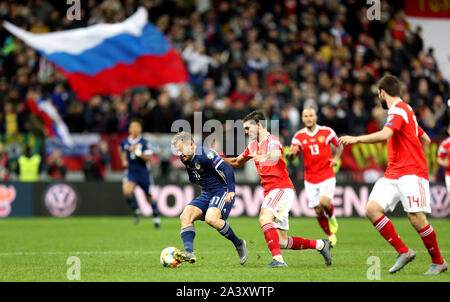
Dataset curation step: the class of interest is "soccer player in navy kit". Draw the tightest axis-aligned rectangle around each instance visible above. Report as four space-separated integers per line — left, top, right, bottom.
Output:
171 131 248 265
120 119 161 228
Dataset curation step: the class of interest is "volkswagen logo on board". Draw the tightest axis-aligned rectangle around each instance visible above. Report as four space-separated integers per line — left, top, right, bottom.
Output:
44 184 78 217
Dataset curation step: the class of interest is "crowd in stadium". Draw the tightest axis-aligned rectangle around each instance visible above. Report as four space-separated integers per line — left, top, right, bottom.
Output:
0 0 449 180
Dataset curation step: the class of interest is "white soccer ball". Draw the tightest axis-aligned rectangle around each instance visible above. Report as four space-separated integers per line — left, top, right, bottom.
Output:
160 247 182 268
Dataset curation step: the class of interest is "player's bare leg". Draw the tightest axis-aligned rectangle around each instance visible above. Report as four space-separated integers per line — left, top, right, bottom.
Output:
205 207 248 265
175 205 203 264
147 194 161 229
315 196 338 246
259 208 287 267
315 204 336 246
320 196 338 233
277 229 333 266
407 212 447 274
122 181 139 224
366 200 415 273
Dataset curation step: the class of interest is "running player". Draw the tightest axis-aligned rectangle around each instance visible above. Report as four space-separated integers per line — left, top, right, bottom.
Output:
171 131 248 265
120 119 161 228
287 108 343 246
224 110 333 268
437 124 450 192
340 75 447 275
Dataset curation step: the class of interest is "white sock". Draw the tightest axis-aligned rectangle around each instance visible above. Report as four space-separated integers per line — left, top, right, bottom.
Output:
273 254 285 263
316 240 324 251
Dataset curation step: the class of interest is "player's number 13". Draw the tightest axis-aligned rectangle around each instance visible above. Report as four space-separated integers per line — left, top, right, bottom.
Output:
309 144 320 155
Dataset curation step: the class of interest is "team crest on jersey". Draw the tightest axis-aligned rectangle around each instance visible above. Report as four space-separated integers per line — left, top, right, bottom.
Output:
303 139 308 144
318 136 325 143
195 162 201 170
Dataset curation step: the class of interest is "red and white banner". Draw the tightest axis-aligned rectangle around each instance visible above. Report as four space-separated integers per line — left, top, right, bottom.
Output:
404 0 450 19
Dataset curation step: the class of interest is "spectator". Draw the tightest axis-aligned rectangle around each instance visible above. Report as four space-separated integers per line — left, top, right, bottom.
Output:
347 99 369 135
17 146 41 182
0 142 10 182
46 148 66 181
0 1 449 180
229 77 253 105
83 142 110 181
149 90 174 133
65 101 87 133
265 64 290 88
411 78 433 108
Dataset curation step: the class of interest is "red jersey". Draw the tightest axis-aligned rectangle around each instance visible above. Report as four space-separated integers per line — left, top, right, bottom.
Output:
291 125 339 184
384 99 428 180
242 133 295 197
437 137 450 176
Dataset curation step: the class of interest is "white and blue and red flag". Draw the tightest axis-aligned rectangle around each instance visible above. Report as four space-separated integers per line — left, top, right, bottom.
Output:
3 7 188 100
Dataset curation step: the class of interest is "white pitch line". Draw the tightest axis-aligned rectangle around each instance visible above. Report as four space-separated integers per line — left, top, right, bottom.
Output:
0 250 448 257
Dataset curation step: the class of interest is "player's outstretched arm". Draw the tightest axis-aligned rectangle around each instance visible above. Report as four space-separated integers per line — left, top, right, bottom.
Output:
287 145 300 161
223 154 250 168
215 161 236 202
329 143 344 167
419 131 431 152
119 150 128 169
339 127 393 145
251 149 281 163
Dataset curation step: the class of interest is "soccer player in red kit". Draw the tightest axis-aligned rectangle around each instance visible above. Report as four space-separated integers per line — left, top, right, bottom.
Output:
224 110 333 268
288 108 343 246
340 75 447 275
437 124 450 192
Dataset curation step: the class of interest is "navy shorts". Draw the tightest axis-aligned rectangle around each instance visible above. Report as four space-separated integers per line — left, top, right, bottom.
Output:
124 171 153 195
188 190 234 221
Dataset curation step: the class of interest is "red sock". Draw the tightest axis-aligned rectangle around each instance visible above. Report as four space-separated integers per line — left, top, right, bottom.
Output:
373 215 409 254
285 236 317 250
316 215 332 236
261 223 281 257
418 224 444 264
325 203 334 218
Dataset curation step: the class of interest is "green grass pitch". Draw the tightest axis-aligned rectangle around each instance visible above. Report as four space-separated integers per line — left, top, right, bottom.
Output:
1 216 449 282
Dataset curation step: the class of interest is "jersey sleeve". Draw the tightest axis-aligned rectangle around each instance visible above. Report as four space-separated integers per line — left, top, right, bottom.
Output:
385 107 406 131
437 142 448 159
202 148 235 192
418 125 425 137
242 144 252 158
268 138 283 152
142 139 153 155
119 140 126 152
291 134 303 150
325 128 339 146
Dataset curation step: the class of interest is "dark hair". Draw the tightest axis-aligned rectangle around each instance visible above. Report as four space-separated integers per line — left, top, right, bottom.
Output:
378 75 401 97
130 117 144 127
243 110 267 128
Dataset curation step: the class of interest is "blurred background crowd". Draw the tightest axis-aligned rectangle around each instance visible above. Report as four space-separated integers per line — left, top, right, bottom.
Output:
0 0 449 182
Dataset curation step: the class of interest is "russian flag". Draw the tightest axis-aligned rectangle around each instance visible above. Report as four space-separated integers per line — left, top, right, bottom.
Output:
26 95 75 148
3 7 188 101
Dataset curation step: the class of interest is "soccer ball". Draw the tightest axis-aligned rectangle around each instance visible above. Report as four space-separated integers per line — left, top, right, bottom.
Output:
160 247 182 268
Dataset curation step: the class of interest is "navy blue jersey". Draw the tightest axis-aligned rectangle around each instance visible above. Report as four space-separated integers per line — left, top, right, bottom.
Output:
181 146 235 194
120 135 153 174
